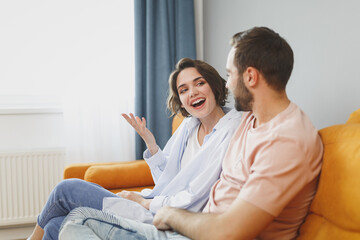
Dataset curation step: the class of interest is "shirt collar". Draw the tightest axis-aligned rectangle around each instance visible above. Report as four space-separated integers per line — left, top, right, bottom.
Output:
184 106 241 133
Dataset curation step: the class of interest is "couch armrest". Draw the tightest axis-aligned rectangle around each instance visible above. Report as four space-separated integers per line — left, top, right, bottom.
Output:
84 160 154 190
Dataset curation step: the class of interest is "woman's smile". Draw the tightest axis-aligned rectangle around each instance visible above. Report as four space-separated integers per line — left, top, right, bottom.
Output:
191 98 206 109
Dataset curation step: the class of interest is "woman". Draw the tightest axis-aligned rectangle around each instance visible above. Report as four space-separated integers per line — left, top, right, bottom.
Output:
29 58 242 240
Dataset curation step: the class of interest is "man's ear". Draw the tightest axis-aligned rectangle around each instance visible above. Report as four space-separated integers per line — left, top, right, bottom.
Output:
244 67 259 87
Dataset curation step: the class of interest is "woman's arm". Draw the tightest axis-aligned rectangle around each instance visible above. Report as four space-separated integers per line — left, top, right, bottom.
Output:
142 117 189 184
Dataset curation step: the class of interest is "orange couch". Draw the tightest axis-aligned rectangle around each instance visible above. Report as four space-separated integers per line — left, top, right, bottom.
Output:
298 109 360 239
63 114 184 193
63 109 360 239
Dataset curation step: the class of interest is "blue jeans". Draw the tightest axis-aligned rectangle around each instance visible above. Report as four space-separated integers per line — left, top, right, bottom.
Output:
37 179 118 240
59 207 190 240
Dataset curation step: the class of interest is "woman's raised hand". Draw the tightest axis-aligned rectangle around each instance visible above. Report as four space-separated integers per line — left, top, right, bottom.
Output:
122 113 159 155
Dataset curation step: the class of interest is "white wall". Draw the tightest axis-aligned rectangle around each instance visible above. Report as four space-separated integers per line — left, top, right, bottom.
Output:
203 0 360 129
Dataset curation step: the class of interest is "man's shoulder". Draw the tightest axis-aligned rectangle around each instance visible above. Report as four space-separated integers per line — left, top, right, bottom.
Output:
269 103 322 160
274 103 317 134
248 103 321 155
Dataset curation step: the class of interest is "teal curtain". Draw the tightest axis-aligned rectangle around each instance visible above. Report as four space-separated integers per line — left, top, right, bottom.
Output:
134 0 196 158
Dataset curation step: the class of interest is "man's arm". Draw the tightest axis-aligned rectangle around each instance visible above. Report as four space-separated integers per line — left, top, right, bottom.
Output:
153 197 274 240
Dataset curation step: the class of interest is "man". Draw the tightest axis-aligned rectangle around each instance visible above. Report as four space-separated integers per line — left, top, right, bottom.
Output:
59 27 323 240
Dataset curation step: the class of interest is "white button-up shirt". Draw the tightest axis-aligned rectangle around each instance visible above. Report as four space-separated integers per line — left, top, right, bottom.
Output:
103 107 242 223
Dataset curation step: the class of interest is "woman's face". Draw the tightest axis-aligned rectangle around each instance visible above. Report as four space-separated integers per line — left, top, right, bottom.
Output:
176 67 218 119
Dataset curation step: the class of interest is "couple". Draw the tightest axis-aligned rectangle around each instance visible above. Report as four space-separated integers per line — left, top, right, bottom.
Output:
30 27 323 240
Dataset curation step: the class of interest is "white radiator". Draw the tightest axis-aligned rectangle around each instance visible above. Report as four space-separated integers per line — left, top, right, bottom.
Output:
0 149 65 227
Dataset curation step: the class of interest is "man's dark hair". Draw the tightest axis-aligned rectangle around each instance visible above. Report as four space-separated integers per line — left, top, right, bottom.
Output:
231 27 294 91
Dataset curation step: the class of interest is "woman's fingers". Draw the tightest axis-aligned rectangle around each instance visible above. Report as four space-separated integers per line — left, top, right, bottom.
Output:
122 113 148 133
129 113 137 125
121 113 133 125
135 116 142 126
142 117 146 128
122 113 138 126
122 113 157 153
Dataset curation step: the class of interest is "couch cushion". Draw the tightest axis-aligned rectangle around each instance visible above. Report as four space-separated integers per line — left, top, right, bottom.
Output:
84 160 154 189
298 122 360 239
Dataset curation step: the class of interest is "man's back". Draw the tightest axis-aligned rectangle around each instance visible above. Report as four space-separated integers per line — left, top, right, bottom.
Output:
204 103 323 239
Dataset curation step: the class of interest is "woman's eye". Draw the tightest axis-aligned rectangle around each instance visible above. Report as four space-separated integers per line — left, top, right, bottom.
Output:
197 81 205 86
179 88 187 94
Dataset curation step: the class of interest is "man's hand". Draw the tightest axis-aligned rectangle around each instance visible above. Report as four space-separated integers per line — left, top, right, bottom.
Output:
153 206 173 230
117 191 152 210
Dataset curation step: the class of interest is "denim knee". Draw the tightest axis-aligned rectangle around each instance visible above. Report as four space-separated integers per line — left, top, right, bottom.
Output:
38 178 114 230
38 179 90 226
55 178 89 193
53 179 99 198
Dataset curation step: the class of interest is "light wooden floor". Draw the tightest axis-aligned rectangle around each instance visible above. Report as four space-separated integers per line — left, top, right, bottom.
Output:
0 223 35 240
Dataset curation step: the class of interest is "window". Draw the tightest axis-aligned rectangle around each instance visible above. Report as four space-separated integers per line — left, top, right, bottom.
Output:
0 1 134 113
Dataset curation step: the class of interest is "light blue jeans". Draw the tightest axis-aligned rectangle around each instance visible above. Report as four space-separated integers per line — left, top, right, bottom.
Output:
59 207 190 240
37 179 118 240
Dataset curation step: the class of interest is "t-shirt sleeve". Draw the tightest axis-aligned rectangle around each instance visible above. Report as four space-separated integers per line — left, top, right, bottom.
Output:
238 137 312 216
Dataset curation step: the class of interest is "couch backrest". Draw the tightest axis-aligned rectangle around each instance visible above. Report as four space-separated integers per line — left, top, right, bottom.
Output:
172 114 184 134
298 109 360 239
347 108 360 124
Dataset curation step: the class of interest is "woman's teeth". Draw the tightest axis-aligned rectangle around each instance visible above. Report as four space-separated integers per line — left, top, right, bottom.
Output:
192 99 205 107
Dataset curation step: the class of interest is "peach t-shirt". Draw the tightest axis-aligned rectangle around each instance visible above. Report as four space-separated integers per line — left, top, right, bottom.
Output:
203 103 323 239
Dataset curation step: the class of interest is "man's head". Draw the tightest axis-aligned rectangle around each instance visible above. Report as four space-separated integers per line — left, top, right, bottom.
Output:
226 27 294 111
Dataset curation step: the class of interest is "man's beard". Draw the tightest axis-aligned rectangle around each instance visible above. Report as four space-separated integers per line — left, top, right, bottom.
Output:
234 77 254 111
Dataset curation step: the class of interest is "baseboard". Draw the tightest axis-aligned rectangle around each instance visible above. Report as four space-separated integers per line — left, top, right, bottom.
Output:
0 223 35 240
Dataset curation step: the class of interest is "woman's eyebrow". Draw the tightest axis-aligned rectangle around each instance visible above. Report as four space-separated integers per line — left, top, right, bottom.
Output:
177 76 203 90
193 76 204 82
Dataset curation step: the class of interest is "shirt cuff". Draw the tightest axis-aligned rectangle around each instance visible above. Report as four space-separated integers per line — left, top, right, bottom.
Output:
149 196 166 214
143 147 165 168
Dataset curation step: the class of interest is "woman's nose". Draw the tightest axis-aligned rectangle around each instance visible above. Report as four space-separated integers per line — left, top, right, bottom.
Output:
189 87 198 97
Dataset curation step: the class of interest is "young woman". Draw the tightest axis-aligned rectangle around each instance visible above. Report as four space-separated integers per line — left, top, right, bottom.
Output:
29 58 242 240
